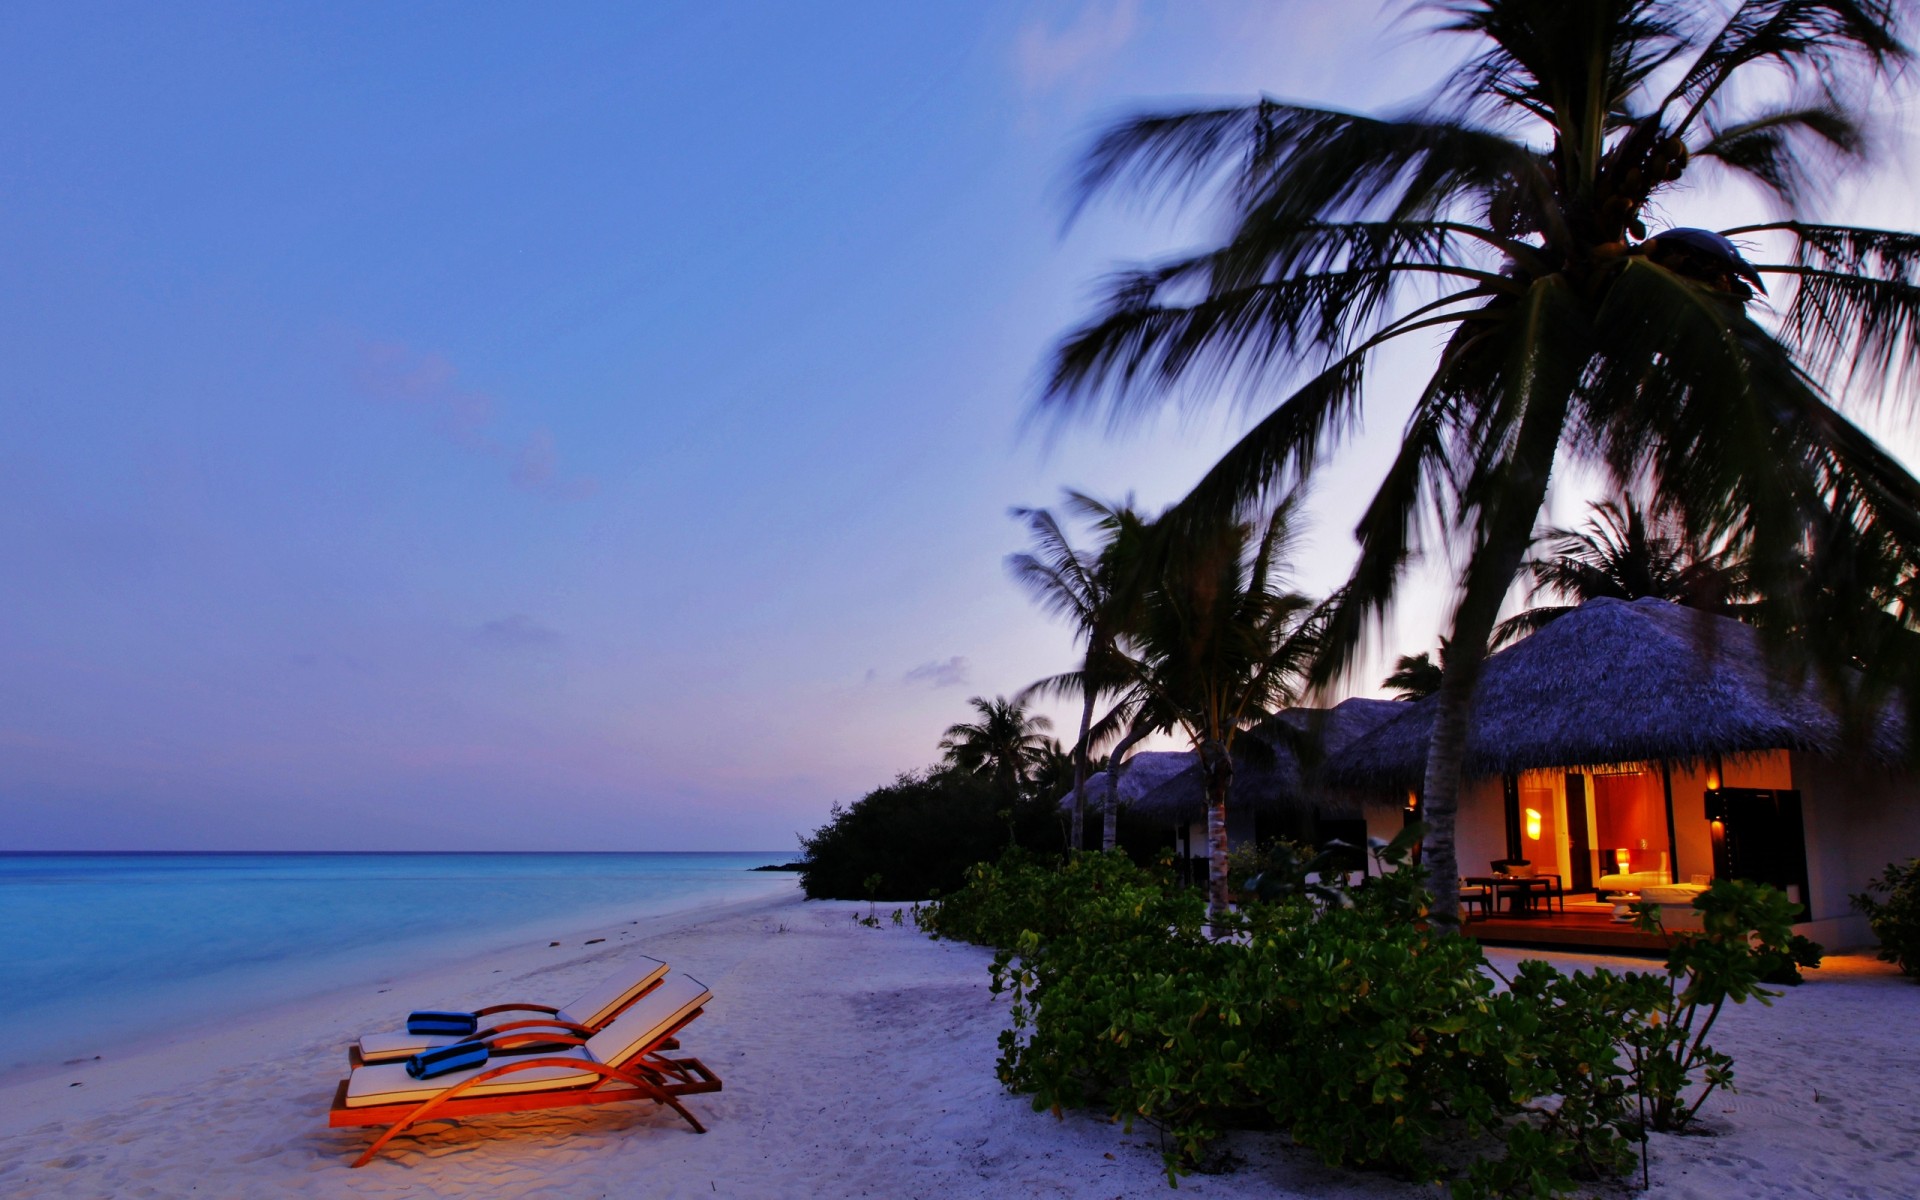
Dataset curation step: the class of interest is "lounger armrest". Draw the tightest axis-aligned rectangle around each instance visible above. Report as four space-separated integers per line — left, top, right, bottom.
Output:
474 1002 562 1017
487 1032 589 1051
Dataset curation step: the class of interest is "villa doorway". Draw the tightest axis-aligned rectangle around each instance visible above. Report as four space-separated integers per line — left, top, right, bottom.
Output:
1710 788 1812 916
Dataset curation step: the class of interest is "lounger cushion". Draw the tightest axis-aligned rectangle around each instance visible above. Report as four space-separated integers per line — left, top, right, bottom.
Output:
585 973 711 1065
568 957 669 1026
345 1048 600 1108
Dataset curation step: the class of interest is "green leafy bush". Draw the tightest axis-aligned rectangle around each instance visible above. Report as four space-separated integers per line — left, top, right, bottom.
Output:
797 768 1063 900
916 845 1165 947
1617 879 1821 1132
1851 857 1920 977
924 838 1813 1198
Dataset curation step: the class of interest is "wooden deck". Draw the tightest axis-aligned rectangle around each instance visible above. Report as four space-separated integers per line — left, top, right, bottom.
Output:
1463 909 1677 956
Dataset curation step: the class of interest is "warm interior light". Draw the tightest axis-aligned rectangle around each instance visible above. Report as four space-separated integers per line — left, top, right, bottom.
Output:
1405 791 1418 813
1705 764 1722 791
1525 807 1542 841
1616 848 1632 873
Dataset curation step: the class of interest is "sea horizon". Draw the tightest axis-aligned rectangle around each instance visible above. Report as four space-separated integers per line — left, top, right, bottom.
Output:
0 850 798 1073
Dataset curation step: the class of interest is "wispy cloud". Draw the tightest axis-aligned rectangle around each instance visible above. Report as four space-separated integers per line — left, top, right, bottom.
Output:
355 342 599 501
1013 0 1140 94
473 613 563 650
903 656 970 688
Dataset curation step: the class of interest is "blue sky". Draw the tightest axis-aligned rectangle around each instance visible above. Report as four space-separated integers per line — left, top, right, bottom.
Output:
3 2 1916 850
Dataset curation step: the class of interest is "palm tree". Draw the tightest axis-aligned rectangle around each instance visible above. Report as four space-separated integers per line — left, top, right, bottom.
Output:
1025 737 1076 807
1493 496 1748 645
938 695 1055 800
1106 501 1324 921
1007 494 1153 850
1040 0 1920 924
1383 645 1446 701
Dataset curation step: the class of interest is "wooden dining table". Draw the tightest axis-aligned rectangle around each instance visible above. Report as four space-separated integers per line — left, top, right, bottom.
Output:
1463 874 1558 917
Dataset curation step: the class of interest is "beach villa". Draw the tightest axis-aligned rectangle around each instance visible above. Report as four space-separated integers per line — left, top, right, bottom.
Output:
1071 697 1401 874
1324 596 1920 948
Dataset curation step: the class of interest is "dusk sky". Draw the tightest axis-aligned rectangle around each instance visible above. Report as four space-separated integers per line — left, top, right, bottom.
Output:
5 2 1918 851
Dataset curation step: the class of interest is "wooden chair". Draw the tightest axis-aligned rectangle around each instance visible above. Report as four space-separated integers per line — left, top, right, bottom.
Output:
331 972 721 1167
352 957 670 1065
1459 880 1493 921
1537 874 1566 914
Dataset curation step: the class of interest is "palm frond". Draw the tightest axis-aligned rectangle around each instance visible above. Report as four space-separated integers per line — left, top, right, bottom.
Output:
1739 223 1920 404
1665 0 1908 138
1438 0 1687 153
1071 102 1280 220
1489 605 1573 648
1013 670 1093 708
1307 391 1456 691
1074 98 1546 232
1694 103 1866 205
1038 231 1502 430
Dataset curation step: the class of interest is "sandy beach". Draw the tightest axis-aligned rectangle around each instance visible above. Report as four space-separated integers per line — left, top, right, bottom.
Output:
0 890 1913 1199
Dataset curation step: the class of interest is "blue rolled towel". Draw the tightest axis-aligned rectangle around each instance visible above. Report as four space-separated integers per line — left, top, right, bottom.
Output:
406 1009 478 1036
404 1040 489 1080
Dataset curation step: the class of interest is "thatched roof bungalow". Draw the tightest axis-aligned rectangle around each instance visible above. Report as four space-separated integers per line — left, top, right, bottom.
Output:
1069 697 1401 857
1328 596 1904 790
1323 596 1916 947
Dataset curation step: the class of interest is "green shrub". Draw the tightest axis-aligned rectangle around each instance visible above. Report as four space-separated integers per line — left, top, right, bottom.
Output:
916 845 1165 947
1851 857 1920 977
1616 879 1821 1133
797 768 1064 900
925 837 1813 1198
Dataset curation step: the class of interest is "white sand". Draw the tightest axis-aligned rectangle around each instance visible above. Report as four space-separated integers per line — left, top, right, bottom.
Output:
0 891 1913 1199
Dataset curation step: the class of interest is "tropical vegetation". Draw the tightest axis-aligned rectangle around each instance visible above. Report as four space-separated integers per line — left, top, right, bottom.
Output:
1018 500 1325 919
798 764 1063 902
921 841 1815 1196
1007 493 1153 852
798 692 1076 901
1851 856 1920 977
1383 641 1447 701
1038 0 1920 924
1493 495 1749 646
938 694 1056 797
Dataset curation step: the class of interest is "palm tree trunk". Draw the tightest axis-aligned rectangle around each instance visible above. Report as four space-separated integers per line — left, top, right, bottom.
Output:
1070 686 1095 852
1103 725 1149 852
1200 737 1233 922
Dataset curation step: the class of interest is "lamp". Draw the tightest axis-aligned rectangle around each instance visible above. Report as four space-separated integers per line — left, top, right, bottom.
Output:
1705 754 1723 792
1524 807 1542 841
1615 847 1632 874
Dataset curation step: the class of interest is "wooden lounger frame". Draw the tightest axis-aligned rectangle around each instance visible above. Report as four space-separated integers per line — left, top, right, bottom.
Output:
330 1014 720 1167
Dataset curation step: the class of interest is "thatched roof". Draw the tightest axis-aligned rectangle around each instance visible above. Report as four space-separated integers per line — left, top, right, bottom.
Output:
1325 596 1905 792
1065 697 1402 824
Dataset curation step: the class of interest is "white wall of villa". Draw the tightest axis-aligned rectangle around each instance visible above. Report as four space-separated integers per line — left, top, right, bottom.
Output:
1792 755 1920 946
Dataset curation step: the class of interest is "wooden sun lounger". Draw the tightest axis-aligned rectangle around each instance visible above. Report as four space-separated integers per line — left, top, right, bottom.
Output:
330 973 722 1167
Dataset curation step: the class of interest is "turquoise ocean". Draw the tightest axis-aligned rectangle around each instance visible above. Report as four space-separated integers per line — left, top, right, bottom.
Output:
0 852 797 1072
